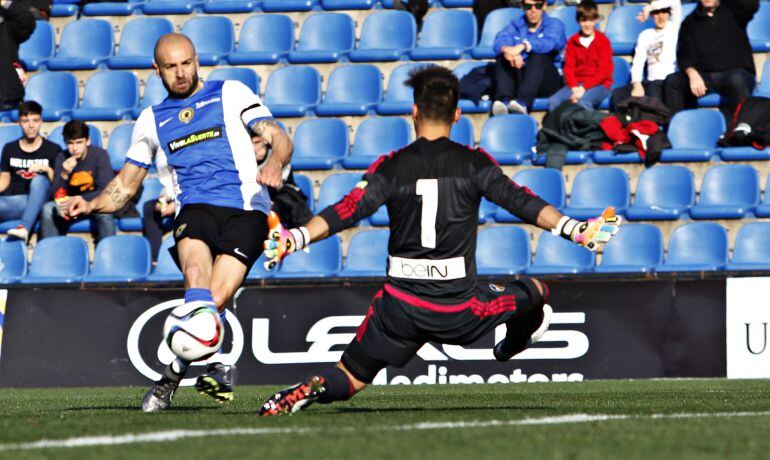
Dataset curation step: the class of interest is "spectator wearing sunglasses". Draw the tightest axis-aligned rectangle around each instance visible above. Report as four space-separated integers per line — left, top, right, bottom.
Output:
491 0 566 115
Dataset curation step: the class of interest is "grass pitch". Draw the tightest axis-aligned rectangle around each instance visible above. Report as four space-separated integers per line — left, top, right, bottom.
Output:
1 379 769 460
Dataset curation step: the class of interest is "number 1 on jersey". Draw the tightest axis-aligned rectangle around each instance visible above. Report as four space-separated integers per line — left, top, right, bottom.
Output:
416 179 438 249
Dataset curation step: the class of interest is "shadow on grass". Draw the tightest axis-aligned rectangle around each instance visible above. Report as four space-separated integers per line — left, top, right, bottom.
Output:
64 406 221 413
332 405 557 414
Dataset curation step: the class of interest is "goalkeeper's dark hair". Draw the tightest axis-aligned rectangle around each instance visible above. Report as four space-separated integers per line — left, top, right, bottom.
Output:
405 65 459 124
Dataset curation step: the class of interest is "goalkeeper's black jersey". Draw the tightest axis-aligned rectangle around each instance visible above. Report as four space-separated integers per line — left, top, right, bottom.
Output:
319 137 550 302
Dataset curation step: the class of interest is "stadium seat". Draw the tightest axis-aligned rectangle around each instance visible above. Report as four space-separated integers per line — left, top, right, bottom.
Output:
561 167 629 220
479 114 537 165
690 164 759 219
725 222 770 270
410 10 477 60
349 11 416 62
380 0 440 7
85 236 151 282
317 173 361 212
291 119 349 170
661 110 725 162
261 0 315 11
596 57 631 110
117 179 166 231
207 67 260 94
133 74 168 119
47 19 113 70
71 71 139 121
625 165 694 220
321 0 373 9
369 205 388 226
288 13 355 63
526 232 595 274
316 65 382 116
748 2 770 52
181 17 234 66
756 60 770 98
604 6 653 55
476 226 531 275
454 61 493 113
47 124 103 150
754 173 770 217
0 126 21 149
142 0 203 15
376 63 425 115
107 18 174 69
340 229 389 276
82 0 138 15
18 20 54 71
442 0 473 5
450 116 474 146
228 14 294 65
147 237 183 282
275 235 341 278
656 222 728 272
0 239 27 283
106 123 134 171
343 117 411 169
18 72 78 122
293 174 315 211
51 2 78 17
472 8 523 59
549 6 579 38
203 0 260 13
595 224 663 273
23 236 89 283
263 66 321 117
495 168 566 222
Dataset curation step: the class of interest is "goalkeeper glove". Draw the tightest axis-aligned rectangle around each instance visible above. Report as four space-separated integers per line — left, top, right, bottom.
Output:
551 207 622 251
263 211 310 270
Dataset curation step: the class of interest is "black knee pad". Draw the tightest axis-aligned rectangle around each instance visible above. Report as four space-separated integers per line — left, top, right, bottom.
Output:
341 340 387 384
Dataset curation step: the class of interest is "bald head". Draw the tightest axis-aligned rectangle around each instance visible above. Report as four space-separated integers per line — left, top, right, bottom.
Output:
154 33 195 65
153 33 200 99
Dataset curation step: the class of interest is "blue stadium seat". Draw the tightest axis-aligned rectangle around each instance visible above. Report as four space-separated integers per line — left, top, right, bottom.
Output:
118 179 166 232
410 10 477 60
262 0 315 11
349 11 416 62
754 173 770 217
526 232 594 274
316 65 382 116
133 74 168 119
293 174 315 211
596 57 631 110
595 224 663 273
476 226 531 275
292 119 349 170
756 60 770 98
106 123 134 171
380 0 440 7
748 2 770 52
495 168 566 222
479 114 536 165
472 8 523 59
207 67 260 94
661 109 724 162
288 13 355 63
82 0 138 15
719 145 770 161
0 220 23 233
71 71 139 121
263 66 321 117
51 2 79 16
85 235 151 282
18 20 54 71
725 223 770 270
656 222 728 272
317 173 361 213
561 167 629 220
47 19 113 70
690 164 759 219
147 237 183 282
369 205 388 226
321 0 373 9
47 124 102 150
343 117 411 169
454 61 493 113
182 17 234 66
107 18 174 69
23 236 89 283
549 6 579 38
442 0 473 6
340 229 389 276
376 63 425 115
697 93 721 108
0 239 27 283
275 235 342 278
626 165 694 220
605 6 652 55
19 72 78 122
142 0 203 15
450 115 474 146
228 14 293 65
0 125 21 147
203 0 260 13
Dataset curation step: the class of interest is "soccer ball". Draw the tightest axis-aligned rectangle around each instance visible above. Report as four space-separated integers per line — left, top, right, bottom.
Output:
163 301 224 361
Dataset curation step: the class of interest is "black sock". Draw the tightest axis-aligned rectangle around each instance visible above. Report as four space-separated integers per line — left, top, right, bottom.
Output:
317 367 355 404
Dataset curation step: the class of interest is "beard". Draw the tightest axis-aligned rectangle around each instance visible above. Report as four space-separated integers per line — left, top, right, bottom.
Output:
165 73 199 99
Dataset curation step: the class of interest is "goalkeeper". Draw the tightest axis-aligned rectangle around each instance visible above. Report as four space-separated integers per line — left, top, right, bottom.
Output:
260 65 621 416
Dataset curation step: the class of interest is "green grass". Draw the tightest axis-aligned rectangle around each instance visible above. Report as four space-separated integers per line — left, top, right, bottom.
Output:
1 379 769 460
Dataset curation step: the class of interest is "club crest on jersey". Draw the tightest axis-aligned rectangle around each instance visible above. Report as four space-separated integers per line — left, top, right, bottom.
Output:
489 283 506 292
178 107 194 124
355 180 368 189
175 223 187 238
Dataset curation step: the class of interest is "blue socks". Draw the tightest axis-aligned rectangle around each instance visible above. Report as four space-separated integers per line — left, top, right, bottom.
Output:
185 288 214 304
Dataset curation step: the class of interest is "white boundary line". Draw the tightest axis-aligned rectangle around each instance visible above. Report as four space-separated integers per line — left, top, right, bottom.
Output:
2 411 770 452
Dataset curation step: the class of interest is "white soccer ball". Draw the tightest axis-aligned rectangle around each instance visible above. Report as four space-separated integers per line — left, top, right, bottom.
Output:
163 301 224 362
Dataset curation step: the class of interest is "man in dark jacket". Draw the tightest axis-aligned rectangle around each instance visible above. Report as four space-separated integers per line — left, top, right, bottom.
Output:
0 0 35 111
663 0 759 122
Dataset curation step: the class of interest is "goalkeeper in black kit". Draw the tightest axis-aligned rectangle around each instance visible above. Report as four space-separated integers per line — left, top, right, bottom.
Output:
259 66 621 416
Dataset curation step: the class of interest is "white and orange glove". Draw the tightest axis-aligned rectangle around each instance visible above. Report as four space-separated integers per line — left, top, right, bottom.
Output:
263 211 310 270
552 207 622 251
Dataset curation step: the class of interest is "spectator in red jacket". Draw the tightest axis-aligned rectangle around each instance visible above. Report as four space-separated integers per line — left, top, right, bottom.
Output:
547 0 613 111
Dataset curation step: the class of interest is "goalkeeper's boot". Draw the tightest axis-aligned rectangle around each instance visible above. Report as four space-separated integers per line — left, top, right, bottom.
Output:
259 376 326 416
493 304 553 362
141 365 182 412
195 362 233 403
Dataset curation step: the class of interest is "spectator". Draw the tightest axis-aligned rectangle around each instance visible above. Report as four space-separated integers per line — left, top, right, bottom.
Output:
0 100 59 242
40 120 116 243
547 0 613 111
0 0 36 111
663 0 758 123
491 0 566 115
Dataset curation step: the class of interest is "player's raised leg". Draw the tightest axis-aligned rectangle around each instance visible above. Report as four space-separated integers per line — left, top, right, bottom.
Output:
493 277 553 362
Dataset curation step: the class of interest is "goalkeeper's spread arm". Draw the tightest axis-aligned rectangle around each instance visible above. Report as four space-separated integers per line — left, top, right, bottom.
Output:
66 163 148 218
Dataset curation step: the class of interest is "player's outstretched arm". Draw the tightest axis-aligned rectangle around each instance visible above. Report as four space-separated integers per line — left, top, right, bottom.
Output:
67 163 148 218
251 118 293 189
263 212 330 270
537 205 622 251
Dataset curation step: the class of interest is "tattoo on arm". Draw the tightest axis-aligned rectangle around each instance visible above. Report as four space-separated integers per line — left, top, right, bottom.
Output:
104 180 131 210
251 119 281 139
